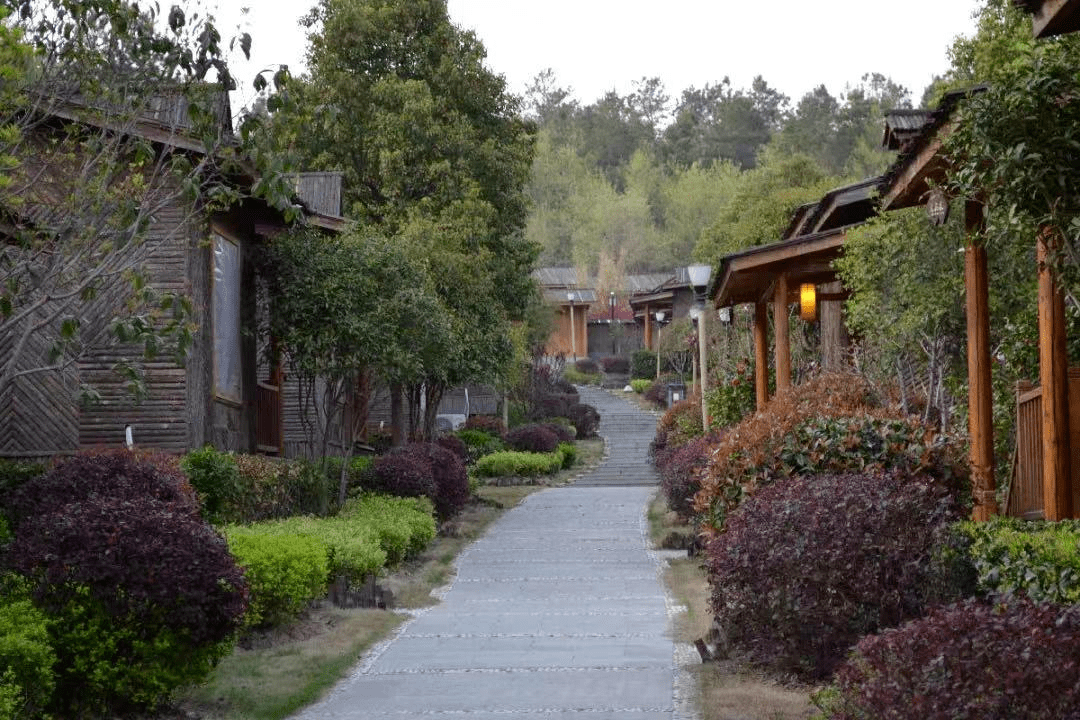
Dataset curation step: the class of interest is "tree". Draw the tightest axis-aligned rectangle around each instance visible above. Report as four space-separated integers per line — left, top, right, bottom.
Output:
270 0 537 440
0 0 293 403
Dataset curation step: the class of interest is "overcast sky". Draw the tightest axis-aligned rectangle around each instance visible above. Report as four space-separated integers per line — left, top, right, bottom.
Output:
212 0 984 114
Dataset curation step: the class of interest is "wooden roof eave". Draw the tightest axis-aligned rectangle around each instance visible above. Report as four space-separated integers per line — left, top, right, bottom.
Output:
711 228 848 308
628 290 675 308
1026 0 1080 37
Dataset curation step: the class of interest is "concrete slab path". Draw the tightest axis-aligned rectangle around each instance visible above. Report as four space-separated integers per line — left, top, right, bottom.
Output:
293 387 690 720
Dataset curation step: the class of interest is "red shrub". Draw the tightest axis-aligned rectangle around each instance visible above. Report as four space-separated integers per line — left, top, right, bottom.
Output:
539 422 576 444
505 424 560 453
830 599 1080 720
369 450 436 499
404 443 470 520
464 415 505 436
9 448 198 526
707 469 965 679
436 433 469 463
655 433 719 520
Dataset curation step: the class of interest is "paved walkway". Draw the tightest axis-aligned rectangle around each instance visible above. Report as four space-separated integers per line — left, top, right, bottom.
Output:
294 387 688 720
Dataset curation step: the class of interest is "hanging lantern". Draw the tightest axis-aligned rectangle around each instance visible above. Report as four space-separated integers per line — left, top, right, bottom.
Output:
800 283 817 322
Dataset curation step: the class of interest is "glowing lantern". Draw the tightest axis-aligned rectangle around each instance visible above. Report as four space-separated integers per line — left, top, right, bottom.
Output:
799 283 817 322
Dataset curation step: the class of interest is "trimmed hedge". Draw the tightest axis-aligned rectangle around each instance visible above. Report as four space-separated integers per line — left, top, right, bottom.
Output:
828 599 1080 719
340 494 437 563
224 529 329 628
456 428 505 464
706 469 966 680
630 350 656 380
630 379 652 394
472 448 568 478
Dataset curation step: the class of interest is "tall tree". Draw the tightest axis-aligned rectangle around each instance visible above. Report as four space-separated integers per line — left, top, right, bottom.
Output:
269 0 537 438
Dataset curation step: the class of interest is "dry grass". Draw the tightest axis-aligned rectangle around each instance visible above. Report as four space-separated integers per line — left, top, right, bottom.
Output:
650 491 817 720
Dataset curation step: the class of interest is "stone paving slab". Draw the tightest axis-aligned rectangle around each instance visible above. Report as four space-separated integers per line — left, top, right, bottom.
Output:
291 389 687 720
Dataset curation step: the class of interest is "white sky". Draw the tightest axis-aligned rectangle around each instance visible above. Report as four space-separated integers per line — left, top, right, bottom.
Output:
212 0 984 114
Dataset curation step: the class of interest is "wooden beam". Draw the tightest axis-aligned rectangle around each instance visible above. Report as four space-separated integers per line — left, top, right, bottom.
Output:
1032 0 1080 37
754 302 769 409
879 133 947 212
965 201 996 520
1039 229 1073 520
774 273 792 393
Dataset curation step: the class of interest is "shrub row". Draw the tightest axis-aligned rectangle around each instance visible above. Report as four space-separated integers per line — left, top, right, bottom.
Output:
630 379 652 394
472 443 576 479
692 374 968 534
225 494 436 628
3 450 247 716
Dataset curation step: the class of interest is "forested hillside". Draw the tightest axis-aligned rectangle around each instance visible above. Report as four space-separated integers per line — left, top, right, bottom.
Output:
523 69 920 275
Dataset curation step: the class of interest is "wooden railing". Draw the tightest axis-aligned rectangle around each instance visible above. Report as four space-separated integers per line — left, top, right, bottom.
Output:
1008 381 1045 519
255 381 282 455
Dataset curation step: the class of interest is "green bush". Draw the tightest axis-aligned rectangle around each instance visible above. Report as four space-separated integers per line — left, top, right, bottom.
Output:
340 494 437 565
0 461 44 501
456 428 505 463
224 528 330 628
556 442 577 469
630 379 652 394
473 450 564 478
180 446 241 521
631 350 656 380
563 367 601 386
705 360 756 428
0 590 54 720
263 516 386 583
956 517 1080 604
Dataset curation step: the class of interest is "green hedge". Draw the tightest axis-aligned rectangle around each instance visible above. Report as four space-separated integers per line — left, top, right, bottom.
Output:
472 444 576 478
223 529 330 628
630 379 652 394
339 494 436 566
224 494 437 626
0 592 54 720
956 517 1080 604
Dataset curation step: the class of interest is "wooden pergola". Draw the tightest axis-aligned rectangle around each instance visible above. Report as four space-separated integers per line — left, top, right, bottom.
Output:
710 178 877 408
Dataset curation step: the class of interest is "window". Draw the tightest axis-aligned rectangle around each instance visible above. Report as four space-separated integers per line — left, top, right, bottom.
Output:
213 233 241 402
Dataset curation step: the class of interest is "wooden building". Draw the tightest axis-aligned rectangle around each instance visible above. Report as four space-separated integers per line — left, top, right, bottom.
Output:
0 91 342 459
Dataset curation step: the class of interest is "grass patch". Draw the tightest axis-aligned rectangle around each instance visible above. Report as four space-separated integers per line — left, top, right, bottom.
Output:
649 491 815 720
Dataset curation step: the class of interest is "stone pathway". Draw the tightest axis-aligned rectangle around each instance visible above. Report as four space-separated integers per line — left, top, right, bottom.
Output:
293 387 690 720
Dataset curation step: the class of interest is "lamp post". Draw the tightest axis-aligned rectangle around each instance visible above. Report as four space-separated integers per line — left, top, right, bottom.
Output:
654 310 666 379
609 291 616 355
567 291 577 360
687 265 712 431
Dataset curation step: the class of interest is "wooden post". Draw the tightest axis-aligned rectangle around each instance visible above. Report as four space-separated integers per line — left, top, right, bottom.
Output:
964 204 996 519
1039 229 1072 520
753 302 769 409
644 303 653 350
699 307 709 430
774 275 791 393
568 302 577 359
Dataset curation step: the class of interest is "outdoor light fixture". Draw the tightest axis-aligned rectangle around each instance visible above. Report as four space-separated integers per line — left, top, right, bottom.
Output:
800 283 817 322
718 306 732 324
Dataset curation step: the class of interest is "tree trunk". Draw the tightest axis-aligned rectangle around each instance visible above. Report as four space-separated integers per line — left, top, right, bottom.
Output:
390 382 405 447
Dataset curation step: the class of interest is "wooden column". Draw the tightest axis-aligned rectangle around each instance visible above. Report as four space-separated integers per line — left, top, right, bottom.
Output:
773 275 791 393
643 304 653 350
1039 229 1072 520
753 301 769 409
965 201 996 520
568 303 577 359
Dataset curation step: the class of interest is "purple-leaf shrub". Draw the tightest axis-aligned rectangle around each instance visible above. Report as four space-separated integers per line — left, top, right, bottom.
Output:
404 443 470 520
436 433 469 463
829 599 1080 720
369 450 436 500
567 402 600 439
707 469 964 679
505 424 560 454
539 422 576 444
655 433 718 520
